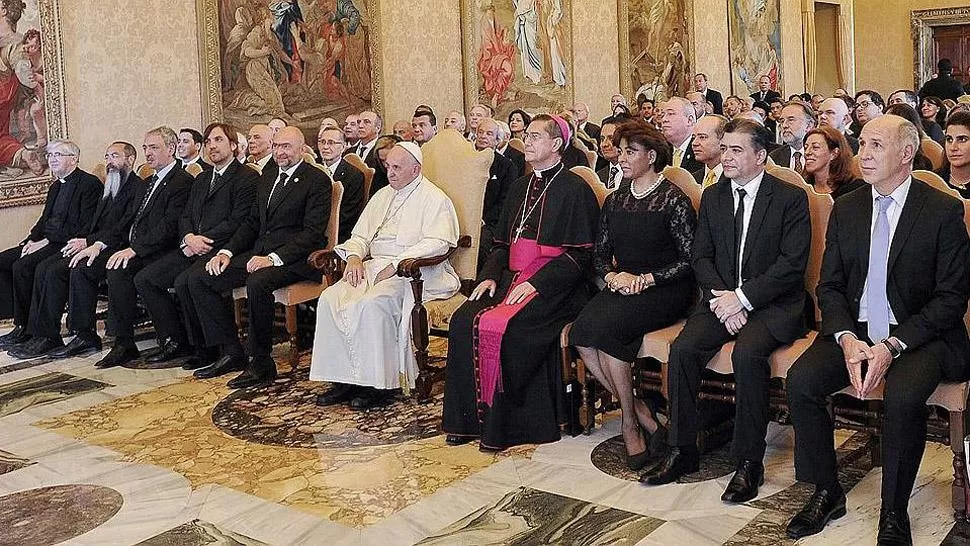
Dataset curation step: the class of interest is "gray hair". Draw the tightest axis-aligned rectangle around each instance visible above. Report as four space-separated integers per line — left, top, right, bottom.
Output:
46 139 80 158
666 96 696 124
147 126 178 150
496 121 512 141
897 119 920 162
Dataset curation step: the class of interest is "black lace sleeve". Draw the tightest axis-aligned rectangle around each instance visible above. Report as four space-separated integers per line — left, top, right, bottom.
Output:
651 188 696 285
593 193 616 279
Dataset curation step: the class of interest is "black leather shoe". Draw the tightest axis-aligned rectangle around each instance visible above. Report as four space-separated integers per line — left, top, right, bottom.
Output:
877 509 912 545
786 485 847 539
181 356 208 370
445 434 476 446
0 325 29 348
721 459 765 503
48 334 102 359
8 336 63 359
226 371 275 389
640 447 700 485
193 355 245 379
315 383 359 406
349 387 393 410
94 344 140 368
146 338 192 363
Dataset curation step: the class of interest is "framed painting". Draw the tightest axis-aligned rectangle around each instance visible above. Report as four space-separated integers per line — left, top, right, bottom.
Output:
0 0 68 209
619 0 693 105
460 0 574 120
727 0 783 95
197 0 383 141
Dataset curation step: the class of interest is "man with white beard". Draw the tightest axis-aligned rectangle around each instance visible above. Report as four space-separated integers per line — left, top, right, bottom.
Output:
13 142 142 359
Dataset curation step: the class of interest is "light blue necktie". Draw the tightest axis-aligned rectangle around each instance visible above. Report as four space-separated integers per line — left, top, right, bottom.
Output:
866 196 893 342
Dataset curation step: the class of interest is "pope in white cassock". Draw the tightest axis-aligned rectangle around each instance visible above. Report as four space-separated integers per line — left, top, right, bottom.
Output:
310 142 460 410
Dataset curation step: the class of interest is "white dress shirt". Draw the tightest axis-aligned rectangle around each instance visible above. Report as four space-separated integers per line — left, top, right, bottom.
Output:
730 170 765 310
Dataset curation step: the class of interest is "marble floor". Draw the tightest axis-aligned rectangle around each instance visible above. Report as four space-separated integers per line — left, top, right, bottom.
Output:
0 323 966 545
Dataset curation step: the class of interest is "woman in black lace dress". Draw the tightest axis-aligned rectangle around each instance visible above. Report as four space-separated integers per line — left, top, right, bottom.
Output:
569 121 697 470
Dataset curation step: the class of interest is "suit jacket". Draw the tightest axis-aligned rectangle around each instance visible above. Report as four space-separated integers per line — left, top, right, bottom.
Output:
692 172 812 343
329 158 366 243
703 89 724 115
179 159 259 250
676 137 704 174
596 164 625 190
502 145 527 178
818 179 970 380
691 167 705 185
750 90 782 103
484 150 516 228
127 165 193 259
769 145 796 169
87 171 142 250
844 133 860 154
27 168 103 244
580 121 601 143
226 161 331 278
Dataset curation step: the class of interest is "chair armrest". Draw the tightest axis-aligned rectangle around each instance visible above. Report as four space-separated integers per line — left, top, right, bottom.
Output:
308 249 342 276
397 235 472 280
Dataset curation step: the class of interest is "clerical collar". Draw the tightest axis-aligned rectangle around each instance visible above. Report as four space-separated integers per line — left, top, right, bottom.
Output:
534 162 563 179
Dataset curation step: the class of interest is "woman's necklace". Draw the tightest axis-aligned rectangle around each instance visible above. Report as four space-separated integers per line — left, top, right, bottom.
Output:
514 164 564 242
630 174 664 199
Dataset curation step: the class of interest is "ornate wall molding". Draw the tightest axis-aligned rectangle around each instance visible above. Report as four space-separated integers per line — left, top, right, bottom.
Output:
912 7 970 90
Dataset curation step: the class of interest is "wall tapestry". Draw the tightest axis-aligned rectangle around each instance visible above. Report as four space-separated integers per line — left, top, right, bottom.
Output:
727 0 783 95
619 0 692 105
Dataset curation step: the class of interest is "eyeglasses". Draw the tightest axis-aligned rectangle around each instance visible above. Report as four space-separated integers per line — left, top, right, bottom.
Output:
317 140 343 147
855 101 875 110
45 152 76 158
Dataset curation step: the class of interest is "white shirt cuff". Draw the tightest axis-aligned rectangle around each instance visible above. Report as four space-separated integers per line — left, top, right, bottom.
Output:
218 249 233 258
735 288 754 311
835 330 856 344
268 253 283 266
95 241 106 251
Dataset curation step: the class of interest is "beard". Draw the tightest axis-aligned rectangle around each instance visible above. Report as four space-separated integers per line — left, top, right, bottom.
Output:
103 167 127 199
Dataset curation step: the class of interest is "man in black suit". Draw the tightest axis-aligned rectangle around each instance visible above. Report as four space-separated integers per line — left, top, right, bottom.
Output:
317 126 365 243
573 102 600 143
474 118 516 264
133 123 259 366
695 73 723 115
21 142 142 359
0 140 102 351
596 119 623 190
497 121 526 178
785 116 970 543
188 126 330 389
245 124 276 174
817 97 859 153
177 128 211 174
769 101 816 175
750 75 781 104
660 97 704 174
691 115 727 187
919 58 967 101
75 127 193 368
642 120 811 505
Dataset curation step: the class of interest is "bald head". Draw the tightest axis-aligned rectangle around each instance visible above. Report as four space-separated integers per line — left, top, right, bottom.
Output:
818 98 850 132
858 115 918 189
386 145 422 189
272 126 305 169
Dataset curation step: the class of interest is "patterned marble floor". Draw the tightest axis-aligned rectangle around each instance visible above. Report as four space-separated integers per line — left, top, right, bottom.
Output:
0 323 966 545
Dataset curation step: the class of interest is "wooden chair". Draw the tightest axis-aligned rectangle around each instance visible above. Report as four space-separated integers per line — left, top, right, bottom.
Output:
830 169 970 520
850 155 863 180
343 152 375 200
569 166 610 207
136 163 155 179
921 138 945 171
92 162 107 184
301 151 320 166
185 163 203 178
232 178 344 369
508 138 525 153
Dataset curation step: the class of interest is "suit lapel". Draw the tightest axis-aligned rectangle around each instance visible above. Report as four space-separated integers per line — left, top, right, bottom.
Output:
718 181 738 283
741 175 775 270
854 190 873 278
887 180 926 274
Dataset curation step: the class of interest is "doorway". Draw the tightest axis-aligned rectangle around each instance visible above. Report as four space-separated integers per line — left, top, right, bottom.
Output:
933 24 970 85
814 2 841 95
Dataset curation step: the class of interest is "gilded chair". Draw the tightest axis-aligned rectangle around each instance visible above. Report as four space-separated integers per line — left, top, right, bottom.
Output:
343 152 375 201
921 138 945 171
136 163 155 179
569 165 610 207
92 162 107 184
185 163 203 178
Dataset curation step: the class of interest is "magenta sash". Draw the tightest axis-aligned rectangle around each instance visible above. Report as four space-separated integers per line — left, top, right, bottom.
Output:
475 239 564 407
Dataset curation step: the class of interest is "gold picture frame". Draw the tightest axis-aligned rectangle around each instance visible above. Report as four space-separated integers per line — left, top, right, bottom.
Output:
618 0 695 105
196 0 384 134
0 0 69 209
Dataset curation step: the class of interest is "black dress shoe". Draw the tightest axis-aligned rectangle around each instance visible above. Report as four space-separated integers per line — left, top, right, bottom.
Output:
193 355 245 379
48 334 102 359
146 339 192 363
0 325 29 348
315 383 359 406
877 509 912 546
8 337 63 359
349 387 393 410
786 485 846 539
445 434 476 446
94 344 140 368
226 371 275 389
721 459 765 503
640 447 700 485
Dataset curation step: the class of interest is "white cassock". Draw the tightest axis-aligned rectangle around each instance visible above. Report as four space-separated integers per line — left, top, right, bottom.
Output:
309 175 460 389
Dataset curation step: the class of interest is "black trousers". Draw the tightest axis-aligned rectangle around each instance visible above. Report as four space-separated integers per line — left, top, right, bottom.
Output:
667 310 783 461
787 329 944 512
26 254 72 339
186 252 305 378
133 249 208 347
0 244 61 324
69 252 149 343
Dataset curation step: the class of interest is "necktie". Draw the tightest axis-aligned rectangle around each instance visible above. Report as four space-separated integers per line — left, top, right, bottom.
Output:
866 196 893 342
131 175 159 242
673 148 684 168
268 172 289 210
734 188 747 286
792 151 804 177
703 169 717 188
608 165 619 189
209 172 221 195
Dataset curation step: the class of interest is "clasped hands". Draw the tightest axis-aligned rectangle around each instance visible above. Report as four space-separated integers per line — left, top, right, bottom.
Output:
840 333 893 398
710 289 747 335
343 255 395 288
605 272 653 295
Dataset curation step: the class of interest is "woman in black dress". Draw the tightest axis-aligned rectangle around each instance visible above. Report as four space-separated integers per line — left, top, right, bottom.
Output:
802 126 865 200
938 110 970 198
569 121 696 470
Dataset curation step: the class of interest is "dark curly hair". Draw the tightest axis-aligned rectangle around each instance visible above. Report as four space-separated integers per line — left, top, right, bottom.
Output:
612 119 672 172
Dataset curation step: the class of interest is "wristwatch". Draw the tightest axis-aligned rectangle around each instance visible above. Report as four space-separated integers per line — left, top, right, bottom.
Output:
881 338 902 359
